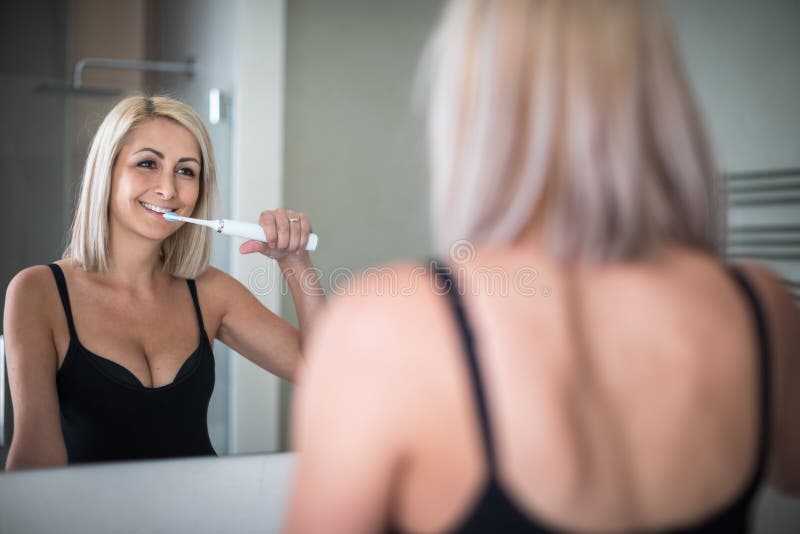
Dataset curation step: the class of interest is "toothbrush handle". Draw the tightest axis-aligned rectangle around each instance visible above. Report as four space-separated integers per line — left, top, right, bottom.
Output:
221 219 318 251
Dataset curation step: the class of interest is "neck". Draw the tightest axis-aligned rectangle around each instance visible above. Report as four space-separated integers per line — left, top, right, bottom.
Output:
105 226 168 289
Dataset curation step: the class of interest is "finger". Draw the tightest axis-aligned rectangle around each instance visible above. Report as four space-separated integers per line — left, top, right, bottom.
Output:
239 240 269 255
287 210 301 252
259 211 278 247
298 213 310 252
274 209 290 250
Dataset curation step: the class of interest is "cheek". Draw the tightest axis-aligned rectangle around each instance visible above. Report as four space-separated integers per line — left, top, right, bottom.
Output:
180 180 202 210
109 174 128 212
110 171 139 203
113 180 134 200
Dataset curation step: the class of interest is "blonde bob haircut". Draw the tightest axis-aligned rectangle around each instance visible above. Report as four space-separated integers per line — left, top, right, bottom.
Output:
65 95 217 278
426 0 723 263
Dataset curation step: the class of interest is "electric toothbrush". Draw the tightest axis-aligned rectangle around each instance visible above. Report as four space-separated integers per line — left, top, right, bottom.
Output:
163 212 318 251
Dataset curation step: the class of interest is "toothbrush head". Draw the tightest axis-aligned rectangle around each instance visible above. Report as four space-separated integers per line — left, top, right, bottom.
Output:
163 212 181 222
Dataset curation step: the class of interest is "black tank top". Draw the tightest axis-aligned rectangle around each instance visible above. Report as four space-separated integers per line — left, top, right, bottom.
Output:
48 263 217 464
398 262 770 533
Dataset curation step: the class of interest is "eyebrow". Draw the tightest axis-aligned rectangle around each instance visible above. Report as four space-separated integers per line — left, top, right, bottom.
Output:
133 147 164 158
133 147 200 165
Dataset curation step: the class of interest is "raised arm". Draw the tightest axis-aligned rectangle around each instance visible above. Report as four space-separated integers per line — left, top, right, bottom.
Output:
241 208 324 344
4 266 68 470
219 208 324 380
276 251 325 347
198 266 304 382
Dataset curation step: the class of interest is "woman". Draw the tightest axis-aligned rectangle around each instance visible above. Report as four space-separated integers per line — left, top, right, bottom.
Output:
285 1 798 532
4 96 323 469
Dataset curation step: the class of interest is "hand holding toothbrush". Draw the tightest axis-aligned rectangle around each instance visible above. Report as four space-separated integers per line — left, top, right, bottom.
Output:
240 208 315 261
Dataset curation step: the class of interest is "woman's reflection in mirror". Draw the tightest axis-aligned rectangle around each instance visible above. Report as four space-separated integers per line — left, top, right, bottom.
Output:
4 96 324 470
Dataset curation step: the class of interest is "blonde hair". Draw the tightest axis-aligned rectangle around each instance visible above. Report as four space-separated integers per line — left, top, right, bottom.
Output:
65 95 217 278
426 0 723 262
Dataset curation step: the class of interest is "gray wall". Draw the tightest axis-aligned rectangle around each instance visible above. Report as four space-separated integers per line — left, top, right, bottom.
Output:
669 0 799 173
280 0 444 447
284 0 441 278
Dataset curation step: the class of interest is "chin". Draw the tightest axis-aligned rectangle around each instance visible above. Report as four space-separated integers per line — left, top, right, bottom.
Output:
136 221 180 243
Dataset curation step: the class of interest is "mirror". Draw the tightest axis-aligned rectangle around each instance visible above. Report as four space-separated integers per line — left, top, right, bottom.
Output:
2 0 799 472
0 0 442 469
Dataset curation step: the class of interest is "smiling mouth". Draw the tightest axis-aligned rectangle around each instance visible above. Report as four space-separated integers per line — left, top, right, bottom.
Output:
139 201 177 215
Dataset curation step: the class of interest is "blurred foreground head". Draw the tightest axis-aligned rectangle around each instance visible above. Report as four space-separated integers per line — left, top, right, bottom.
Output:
427 0 722 263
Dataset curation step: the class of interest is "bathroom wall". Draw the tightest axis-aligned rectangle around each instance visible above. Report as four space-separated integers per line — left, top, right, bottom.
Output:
669 0 800 173
280 0 445 448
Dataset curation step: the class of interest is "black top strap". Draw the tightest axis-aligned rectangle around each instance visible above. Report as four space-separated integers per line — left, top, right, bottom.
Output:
186 279 207 334
431 260 498 472
727 265 772 496
48 263 78 340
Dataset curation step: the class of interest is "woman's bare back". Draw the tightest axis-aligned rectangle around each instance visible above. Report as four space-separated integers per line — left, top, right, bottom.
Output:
390 247 772 532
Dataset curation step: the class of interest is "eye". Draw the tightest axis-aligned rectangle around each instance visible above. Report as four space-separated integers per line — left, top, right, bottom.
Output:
176 167 196 178
137 160 157 169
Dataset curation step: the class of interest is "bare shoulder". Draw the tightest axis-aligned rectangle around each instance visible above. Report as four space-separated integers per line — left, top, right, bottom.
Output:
4 265 62 359
319 261 438 342
303 260 442 384
356 260 436 305
191 265 272 333
5 265 59 314
297 261 446 455
287 262 443 531
194 264 234 286
193 265 251 300
7 264 56 290
304 264 438 360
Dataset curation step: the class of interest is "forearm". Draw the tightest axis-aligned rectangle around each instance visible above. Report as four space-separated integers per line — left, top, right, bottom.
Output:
6 434 68 471
6 451 67 471
278 252 325 346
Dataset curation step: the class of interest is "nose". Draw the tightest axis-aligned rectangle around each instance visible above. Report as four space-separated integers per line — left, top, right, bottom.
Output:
154 168 177 200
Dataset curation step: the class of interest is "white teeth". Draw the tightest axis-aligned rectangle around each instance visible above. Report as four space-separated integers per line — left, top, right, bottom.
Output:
140 201 175 214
